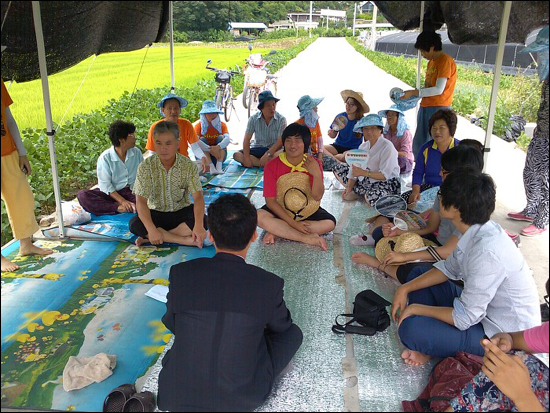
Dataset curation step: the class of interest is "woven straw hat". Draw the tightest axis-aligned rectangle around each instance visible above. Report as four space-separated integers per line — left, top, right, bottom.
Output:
375 232 426 262
276 172 320 221
340 89 370 113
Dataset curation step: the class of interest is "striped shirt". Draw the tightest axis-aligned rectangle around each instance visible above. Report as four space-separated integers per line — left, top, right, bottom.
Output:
133 153 202 212
435 221 541 337
245 111 287 148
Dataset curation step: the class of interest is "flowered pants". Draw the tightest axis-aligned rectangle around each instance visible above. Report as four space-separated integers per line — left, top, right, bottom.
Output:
333 163 401 205
450 351 549 412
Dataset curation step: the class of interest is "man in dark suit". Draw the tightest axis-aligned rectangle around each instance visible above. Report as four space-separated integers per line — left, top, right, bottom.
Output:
157 194 303 412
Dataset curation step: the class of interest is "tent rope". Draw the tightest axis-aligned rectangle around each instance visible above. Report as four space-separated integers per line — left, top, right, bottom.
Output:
55 55 97 130
125 43 152 117
1 1 11 32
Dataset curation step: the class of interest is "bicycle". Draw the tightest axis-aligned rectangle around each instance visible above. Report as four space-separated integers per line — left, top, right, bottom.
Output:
242 49 278 118
206 60 241 122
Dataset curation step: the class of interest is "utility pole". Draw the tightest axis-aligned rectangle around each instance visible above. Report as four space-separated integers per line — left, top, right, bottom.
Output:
309 1 313 38
353 3 357 37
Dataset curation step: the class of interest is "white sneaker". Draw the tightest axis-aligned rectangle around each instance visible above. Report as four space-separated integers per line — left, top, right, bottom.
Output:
215 162 224 174
209 164 217 174
349 233 375 246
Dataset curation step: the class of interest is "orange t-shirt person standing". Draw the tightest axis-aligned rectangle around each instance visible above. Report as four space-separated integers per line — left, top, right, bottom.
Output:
1 78 53 272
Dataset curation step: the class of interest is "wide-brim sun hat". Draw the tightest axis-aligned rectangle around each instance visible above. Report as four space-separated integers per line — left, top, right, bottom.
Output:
340 90 370 113
375 232 427 262
157 93 188 109
199 100 224 115
353 113 384 132
258 90 280 109
276 173 320 222
297 95 324 112
378 105 405 118
520 26 549 54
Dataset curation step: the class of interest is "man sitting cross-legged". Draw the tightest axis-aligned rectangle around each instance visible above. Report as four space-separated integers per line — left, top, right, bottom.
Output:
391 168 540 366
129 121 207 247
257 123 336 251
157 194 303 412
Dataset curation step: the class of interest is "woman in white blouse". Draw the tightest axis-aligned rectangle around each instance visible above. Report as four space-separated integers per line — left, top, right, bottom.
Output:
333 114 401 206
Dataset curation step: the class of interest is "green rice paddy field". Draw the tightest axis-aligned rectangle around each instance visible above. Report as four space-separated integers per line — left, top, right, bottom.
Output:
6 43 279 131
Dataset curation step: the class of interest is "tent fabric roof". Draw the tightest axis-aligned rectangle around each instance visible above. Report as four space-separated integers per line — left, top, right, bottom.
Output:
1 1 169 83
373 1 548 45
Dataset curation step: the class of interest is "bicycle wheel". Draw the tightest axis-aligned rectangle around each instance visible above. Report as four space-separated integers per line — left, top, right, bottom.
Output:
242 86 249 109
248 88 259 118
214 88 223 110
224 86 232 122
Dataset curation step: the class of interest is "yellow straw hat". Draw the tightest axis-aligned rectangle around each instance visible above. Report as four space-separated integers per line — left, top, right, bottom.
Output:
276 173 320 221
375 232 427 262
340 89 370 113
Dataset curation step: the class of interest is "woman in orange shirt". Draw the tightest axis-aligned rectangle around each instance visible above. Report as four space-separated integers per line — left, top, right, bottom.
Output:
295 95 324 164
193 100 231 174
401 31 457 157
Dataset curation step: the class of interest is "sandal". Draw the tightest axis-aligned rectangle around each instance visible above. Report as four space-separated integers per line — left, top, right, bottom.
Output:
103 383 136 412
123 391 156 412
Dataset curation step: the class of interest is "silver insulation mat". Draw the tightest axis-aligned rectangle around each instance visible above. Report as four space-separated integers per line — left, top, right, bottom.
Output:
139 187 434 411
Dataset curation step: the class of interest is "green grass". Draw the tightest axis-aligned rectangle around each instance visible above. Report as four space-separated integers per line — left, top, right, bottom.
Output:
7 44 278 131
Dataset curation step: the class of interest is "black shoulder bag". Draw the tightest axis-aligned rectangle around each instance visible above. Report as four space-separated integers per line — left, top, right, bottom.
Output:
332 290 392 336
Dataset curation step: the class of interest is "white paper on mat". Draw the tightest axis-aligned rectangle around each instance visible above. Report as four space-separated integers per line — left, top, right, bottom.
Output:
145 285 169 303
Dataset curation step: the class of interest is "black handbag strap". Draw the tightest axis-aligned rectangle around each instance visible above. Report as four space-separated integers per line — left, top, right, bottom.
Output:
331 314 376 336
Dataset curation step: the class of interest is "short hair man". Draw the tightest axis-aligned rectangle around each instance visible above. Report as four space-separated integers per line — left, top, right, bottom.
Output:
234 90 287 168
391 168 540 366
129 121 207 247
77 120 143 215
157 194 303 412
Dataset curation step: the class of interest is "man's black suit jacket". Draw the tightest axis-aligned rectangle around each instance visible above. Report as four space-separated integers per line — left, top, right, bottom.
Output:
157 252 295 412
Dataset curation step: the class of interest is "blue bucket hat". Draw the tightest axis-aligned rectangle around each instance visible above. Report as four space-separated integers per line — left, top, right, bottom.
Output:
520 26 549 82
378 105 405 118
158 93 188 109
258 90 280 109
199 100 224 115
389 87 421 112
353 114 384 132
297 95 324 112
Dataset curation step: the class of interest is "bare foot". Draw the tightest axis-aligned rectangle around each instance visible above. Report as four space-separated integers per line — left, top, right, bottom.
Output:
351 252 380 267
263 232 279 245
303 234 328 251
1 255 19 272
135 236 148 247
401 349 431 366
19 244 53 256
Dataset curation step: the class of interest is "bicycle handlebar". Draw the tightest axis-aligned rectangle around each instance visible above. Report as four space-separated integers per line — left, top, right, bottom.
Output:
206 66 241 76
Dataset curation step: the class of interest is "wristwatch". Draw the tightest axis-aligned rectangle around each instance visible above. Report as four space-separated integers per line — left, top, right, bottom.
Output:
366 170 370 178
267 152 273 158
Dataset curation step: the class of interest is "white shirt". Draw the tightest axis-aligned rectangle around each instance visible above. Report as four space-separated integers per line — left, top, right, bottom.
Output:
97 146 143 195
434 221 541 337
358 136 400 182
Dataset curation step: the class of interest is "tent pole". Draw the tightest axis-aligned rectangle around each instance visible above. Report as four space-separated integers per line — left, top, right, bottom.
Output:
415 1 425 89
483 1 512 171
169 1 175 92
31 1 64 238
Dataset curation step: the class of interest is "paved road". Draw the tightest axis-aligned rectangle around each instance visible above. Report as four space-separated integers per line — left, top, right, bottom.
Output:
226 37 548 299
